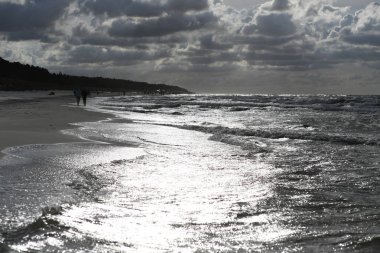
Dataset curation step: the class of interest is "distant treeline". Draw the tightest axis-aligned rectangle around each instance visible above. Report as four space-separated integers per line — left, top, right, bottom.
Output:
0 57 190 94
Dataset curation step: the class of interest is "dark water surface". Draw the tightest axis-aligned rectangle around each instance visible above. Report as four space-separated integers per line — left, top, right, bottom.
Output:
0 95 379 252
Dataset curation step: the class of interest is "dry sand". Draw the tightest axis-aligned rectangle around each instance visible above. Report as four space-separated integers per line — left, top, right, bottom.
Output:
0 92 113 157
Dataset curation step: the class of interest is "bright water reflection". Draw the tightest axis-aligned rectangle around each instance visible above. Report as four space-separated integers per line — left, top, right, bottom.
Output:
57 124 289 252
1 94 379 252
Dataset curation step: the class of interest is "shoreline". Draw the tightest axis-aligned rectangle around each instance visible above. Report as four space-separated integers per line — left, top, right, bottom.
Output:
0 92 114 158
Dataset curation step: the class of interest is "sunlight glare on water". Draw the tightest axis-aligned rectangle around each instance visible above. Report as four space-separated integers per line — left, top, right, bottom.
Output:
51 124 295 252
2 94 379 252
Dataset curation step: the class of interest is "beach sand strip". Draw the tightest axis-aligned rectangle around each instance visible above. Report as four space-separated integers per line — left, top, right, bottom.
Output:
0 93 113 157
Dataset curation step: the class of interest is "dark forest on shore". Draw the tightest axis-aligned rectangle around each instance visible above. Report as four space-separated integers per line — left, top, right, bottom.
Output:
0 57 190 94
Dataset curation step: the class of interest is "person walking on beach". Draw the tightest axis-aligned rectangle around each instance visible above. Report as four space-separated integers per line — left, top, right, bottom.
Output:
73 89 81 106
81 89 90 106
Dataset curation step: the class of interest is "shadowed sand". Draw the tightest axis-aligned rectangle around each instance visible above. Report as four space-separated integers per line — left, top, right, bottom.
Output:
0 92 113 158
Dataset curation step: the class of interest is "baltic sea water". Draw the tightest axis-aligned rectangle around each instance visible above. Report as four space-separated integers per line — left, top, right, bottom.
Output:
0 95 379 252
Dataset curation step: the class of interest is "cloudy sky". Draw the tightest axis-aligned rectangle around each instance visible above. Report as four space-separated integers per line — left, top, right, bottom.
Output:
0 0 379 94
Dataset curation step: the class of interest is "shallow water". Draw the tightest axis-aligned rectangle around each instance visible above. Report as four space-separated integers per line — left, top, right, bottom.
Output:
0 95 379 252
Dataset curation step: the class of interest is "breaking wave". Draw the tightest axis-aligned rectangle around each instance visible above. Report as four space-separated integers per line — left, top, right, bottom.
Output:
1 206 67 247
177 125 380 146
99 94 380 113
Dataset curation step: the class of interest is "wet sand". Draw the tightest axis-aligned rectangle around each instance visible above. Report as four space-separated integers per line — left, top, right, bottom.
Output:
0 92 113 157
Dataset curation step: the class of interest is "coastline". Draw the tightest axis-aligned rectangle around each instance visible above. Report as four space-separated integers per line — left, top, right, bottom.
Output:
0 92 113 158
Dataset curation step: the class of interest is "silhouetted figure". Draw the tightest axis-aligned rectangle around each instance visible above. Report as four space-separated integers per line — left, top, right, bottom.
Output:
81 89 90 106
73 89 81 106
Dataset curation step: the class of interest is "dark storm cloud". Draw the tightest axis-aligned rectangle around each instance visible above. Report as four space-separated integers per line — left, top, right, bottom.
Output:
82 0 163 17
0 0 71 40
187 52 241 65
255 12 296 36
70 24 187 47
166 0 209 13
68 45 171 64
179 45 240 63
327 46 380 62
108 11 217 37
343 33 380 46
5 30 58 42
200 34 233 50
82 0 209 17
271 0 290 11
64 0 217 70
234 34 297 48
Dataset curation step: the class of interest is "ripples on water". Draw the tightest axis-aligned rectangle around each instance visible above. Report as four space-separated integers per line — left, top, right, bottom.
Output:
0 95 379 252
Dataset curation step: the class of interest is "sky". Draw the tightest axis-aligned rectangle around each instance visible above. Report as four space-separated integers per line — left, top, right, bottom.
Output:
0 0 379 94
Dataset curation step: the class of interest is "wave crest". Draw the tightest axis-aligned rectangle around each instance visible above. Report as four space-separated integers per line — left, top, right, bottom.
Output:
179 125 380 146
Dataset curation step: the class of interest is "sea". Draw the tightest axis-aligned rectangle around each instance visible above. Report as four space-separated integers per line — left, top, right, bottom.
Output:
0 94 379 253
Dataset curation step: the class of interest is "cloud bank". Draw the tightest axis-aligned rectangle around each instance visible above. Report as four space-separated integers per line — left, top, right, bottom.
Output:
0 0 379 93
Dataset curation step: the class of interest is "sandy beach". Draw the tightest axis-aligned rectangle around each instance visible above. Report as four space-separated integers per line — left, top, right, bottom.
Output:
0 91 113 157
